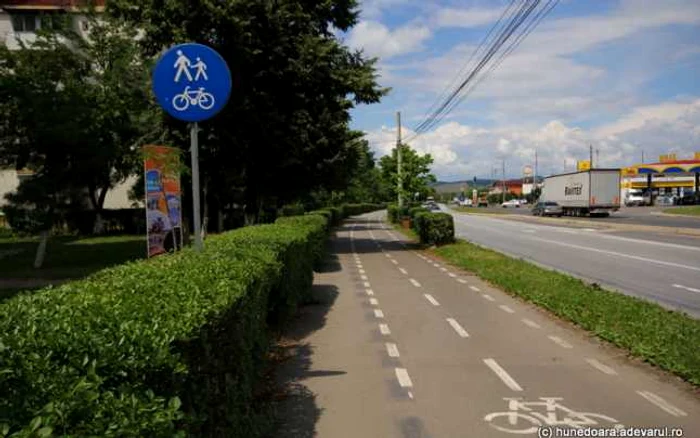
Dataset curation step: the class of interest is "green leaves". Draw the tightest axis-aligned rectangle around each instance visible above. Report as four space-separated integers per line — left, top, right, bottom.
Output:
413 212 455 246
0 215 329 436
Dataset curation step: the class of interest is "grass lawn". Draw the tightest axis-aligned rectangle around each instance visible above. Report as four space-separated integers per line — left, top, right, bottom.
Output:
391 222 700 387
0 235 144 280
664 206 700 216
453 206 512 215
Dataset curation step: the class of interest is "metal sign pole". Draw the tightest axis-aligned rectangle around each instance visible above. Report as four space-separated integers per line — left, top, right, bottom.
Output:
190 122 203 251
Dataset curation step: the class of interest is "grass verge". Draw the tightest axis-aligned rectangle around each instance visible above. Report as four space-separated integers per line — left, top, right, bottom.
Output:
392 222 700 387
664 206 700 216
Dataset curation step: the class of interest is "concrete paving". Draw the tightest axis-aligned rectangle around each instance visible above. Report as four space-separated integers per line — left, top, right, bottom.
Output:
443 207 700 318
274 213 700 437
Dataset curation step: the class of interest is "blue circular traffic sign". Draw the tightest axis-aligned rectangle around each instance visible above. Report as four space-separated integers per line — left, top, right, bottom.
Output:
152 43 232 122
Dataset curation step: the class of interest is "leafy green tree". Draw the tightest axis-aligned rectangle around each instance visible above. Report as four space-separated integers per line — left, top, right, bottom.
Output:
379 144 437 204
107 0 388 226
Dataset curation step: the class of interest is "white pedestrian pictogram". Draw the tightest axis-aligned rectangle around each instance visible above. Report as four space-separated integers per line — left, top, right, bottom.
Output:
173 50 193 83
484 397 624 434
193 57 208 81
172 86 215 111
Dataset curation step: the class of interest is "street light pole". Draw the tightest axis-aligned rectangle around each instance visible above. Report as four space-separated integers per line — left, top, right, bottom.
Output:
502 158 506 204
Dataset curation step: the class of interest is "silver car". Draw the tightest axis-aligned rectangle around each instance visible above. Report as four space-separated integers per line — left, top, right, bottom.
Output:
532 201 563 217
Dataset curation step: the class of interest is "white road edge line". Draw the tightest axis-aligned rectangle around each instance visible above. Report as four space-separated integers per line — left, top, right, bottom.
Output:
522 318 541 329
395 368 413 388
483 294 496 302
399 267 408 274
386 343 400 358
483 358 523 392
585 358 617 375
548 335 573 349
446 318 469 338
637 391 687 417
379 324 391 335
369 298 379 306
410 278 421 288
424 294 440 306
672 283 700 294
470 286 481 292
374 309 384 318
499 304 515 313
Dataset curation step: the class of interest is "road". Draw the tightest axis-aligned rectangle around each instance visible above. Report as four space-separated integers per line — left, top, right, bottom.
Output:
473 205 700 229
442 206 700 318
275 213 700 437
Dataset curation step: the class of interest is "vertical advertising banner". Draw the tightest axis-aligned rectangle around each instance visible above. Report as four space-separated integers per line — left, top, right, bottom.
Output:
144 145 183 258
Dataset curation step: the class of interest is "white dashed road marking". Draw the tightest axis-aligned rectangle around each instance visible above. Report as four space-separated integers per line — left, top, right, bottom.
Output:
440 267 448 272
483 294 496 302
457 279 468 284
470 286 481 292
358 269 365 274
585 358 617 375
395 368 413 388
363 282 371 288
366 289 374 296
484 358 523 392
446 318 469 338
448 272 457 278
410 278 421 288
499 304 515 313
391 259 399 265
379 324 391 335
399 267 408 274
637 391 687 417
369 298 379 306
360 275 368 281
522 318 541 329
423 294 440 306
548 335 573 349
386 343 400 357
672 283 700 294
374 309 384 318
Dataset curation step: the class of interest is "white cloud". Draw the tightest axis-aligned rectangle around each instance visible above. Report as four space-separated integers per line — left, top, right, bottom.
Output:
365 99 700 180
433 7 503 28
358 0 414 20
346 21 431 59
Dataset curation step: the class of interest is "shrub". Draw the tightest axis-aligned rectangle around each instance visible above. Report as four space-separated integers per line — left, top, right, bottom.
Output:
278 203 305 217
0 215 329 437
413 212 454 246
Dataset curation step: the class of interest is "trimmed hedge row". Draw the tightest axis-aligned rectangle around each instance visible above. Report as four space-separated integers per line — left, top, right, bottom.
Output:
0 215 330 437
413 212 455 246
307 203 385 227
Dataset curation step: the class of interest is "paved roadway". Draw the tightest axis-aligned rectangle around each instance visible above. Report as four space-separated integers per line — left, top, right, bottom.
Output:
475 205 700 229
275 213 700 437
441 206 700 318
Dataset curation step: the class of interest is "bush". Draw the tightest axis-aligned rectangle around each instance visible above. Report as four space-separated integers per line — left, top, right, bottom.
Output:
0 215 329 437
278 203 305 217
413 212 455 246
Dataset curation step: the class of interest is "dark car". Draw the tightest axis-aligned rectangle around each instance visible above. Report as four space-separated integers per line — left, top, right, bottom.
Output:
532 201 563 217
679 192 700 205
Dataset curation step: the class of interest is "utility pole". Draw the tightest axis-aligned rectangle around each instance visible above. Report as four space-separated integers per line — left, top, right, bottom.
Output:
596 149 600 168
641 150 645 164
396 111 403 208
589 144 593 169
502 158 506 204
534 148 538 190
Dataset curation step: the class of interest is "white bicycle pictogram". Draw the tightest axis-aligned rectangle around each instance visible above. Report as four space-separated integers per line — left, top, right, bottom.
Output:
484 397 625 434
172 86 215 111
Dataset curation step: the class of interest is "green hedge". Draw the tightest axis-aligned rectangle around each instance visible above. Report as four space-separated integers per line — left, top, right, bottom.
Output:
409 207 429 221
0 215 329 437
413 212 455 246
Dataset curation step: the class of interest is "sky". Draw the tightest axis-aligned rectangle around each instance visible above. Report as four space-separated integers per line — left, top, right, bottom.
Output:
339 0 700 181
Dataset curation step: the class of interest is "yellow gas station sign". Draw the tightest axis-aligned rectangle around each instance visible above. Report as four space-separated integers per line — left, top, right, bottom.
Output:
659 154 677 163
577 160 591 171
695 152 700 160
621 167 637 176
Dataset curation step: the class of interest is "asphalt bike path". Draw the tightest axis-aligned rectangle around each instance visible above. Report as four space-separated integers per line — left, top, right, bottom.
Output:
276 213 700 437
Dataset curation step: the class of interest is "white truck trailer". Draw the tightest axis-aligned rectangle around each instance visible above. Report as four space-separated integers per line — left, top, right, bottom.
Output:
541 169 621 217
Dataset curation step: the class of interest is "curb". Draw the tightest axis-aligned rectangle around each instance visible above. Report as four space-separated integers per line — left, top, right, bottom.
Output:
498 215 700 237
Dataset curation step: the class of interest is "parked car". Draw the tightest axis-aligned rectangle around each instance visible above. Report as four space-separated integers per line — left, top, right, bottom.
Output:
532 201 563 217
679 191 700 205
459 199 473 207
655 195 677 206
501 199 520 208
625 190 645 206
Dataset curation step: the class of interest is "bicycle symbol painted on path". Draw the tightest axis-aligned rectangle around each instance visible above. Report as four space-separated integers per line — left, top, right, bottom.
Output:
484 397 625 434
172 86 215 111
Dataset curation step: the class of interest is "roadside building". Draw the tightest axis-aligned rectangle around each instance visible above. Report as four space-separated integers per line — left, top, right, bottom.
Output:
489 179 524 196
621 153 700 203
0 0 138 219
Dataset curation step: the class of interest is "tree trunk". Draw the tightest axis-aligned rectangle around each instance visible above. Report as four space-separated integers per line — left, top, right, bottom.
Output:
90 184 110 235
33 230 49 269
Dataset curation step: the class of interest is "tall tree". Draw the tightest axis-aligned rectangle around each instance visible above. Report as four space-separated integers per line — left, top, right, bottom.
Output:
108 0 388 225
0 14 157 264
379 144 437 203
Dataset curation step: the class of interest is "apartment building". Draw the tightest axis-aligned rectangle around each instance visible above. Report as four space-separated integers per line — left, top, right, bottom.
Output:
0 0 138 212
